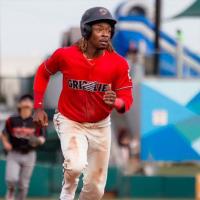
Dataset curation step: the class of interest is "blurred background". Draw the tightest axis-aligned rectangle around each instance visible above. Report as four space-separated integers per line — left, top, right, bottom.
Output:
1 0 200 199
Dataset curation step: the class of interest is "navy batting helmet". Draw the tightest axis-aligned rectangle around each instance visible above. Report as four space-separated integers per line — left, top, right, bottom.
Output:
80 7 117 39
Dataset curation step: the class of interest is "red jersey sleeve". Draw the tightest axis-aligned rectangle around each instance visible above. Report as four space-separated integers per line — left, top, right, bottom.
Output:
44 48 64 75
33 48 64 109
113 58 133 111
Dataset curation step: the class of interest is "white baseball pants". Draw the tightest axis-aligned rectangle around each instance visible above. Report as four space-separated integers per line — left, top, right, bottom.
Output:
53 112 111 200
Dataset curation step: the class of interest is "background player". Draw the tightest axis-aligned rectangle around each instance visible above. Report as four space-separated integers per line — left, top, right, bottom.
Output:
33 7 133 200
1 94 46 200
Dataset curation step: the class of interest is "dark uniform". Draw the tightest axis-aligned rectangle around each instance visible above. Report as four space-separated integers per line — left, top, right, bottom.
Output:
2 115 45 200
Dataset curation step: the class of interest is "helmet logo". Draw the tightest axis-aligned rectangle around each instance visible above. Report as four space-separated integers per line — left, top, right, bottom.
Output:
99 8 108 15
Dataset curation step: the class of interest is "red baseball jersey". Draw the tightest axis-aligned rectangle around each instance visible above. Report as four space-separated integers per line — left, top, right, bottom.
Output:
34 45 133 123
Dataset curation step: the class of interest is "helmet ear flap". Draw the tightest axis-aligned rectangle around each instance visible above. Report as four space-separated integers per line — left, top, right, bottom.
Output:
82 23 115 39
82 24 92 39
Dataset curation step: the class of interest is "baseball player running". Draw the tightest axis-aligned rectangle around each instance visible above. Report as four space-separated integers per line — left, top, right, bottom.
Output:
33 7 133 200
1 94 46 200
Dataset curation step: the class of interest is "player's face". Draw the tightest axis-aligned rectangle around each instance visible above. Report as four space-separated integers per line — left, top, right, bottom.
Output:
18 99 33 118
89 22 112 50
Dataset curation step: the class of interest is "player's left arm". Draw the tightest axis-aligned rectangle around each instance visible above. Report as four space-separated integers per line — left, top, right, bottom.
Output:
36 128 46 145
112 58 133 113
29 127 46 147
38 127 46 145
36 127 46 145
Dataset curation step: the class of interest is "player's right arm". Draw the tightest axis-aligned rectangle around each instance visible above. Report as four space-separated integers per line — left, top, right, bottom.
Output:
1 134 12 151
1 118 13 152
33 48 64 127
